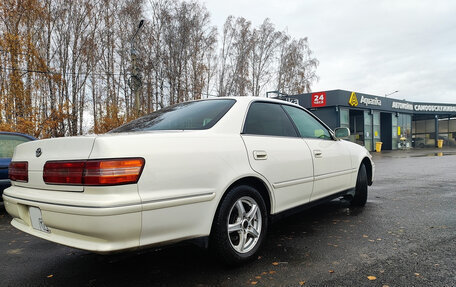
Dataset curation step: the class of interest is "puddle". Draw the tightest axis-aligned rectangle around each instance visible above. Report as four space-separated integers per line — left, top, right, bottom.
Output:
409 152 456 158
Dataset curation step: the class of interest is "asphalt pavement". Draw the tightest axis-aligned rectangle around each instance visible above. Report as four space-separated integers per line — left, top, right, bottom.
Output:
1 148 455 286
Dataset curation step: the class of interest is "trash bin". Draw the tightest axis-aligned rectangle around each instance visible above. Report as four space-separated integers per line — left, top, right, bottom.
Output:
437 139 443 149
375 142 383 152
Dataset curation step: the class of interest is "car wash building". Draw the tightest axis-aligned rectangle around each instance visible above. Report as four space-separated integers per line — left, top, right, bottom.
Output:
284 90 456 151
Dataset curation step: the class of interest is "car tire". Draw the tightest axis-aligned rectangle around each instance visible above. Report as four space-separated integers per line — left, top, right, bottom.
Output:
210 185 268 265
351 163 368 207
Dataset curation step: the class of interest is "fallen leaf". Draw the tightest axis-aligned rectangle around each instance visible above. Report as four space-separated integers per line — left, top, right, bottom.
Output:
299 281 306 285
6 249 23 255
367 276 377 281
272 262 279 266
363 235 368 238
251 281 258 285
269 271 276 274
368 239 375 242
414 273 420 276
261 272 268 275
377 238 382 241
255 276 261 279
329 270 334 274
47 275 54 278
382 285 390 287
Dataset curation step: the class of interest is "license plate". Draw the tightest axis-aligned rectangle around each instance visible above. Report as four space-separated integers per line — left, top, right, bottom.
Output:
29 207 50 233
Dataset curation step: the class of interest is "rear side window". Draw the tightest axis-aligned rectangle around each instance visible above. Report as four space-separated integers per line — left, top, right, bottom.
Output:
243 102 298 137
282 105 332 140
110 99 236 133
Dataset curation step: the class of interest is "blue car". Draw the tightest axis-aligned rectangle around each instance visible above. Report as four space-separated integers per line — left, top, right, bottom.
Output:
0 132 36 200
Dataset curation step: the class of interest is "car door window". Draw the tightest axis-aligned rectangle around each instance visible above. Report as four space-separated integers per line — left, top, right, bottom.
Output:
282 105 332 140
243 102 298 137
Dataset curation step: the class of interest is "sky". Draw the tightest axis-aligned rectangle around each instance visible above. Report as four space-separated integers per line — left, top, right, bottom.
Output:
201 0 456 104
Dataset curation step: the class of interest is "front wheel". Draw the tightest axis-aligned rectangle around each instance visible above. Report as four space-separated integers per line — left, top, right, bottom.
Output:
351 163 368 207
210 185 268 265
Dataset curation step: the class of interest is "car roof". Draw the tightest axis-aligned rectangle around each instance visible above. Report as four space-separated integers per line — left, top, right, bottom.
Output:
208 96 301 107
0 131 36 140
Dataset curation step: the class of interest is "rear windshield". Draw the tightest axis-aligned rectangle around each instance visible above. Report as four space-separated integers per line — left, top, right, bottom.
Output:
110 99 236 133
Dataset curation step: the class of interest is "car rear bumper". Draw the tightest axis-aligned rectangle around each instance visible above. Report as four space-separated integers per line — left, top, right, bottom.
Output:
2 184 218 253
2 186 142 253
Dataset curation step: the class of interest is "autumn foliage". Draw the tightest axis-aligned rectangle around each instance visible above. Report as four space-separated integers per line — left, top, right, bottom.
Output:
0 0 318 139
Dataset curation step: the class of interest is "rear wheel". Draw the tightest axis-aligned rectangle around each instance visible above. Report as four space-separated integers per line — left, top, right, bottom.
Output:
351 163 368 207
210 185 268 265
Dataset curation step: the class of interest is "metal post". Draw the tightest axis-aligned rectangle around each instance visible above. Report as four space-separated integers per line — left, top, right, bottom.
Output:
435 115 439 147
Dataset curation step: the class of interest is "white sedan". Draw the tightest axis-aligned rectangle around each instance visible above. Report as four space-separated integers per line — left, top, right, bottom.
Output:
3 97 374 265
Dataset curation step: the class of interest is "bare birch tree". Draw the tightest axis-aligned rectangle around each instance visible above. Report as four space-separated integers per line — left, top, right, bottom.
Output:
276 34 319 94
0 0 318 137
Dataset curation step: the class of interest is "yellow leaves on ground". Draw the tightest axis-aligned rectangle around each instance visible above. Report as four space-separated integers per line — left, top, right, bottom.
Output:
6 249 23 255
299 281 306 285
47 275 53 278
367 275 377 280
272 262 279 266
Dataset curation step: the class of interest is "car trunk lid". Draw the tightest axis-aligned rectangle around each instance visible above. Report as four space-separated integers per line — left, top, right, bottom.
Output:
11 136 97 192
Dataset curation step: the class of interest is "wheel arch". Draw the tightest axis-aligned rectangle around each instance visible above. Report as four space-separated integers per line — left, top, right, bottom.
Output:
361 157 373 186
210 176 273 238
222 176 272 215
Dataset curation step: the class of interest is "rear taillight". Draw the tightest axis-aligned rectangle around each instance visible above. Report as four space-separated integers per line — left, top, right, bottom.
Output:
43 161 85 185
43 158 145 186
83 159 145 185
9 161 29 182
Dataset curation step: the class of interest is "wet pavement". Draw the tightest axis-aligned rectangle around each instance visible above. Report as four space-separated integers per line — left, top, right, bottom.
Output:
1 148 455 286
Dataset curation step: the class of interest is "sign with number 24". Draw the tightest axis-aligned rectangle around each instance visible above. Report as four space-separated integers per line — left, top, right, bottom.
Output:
311 92 326 107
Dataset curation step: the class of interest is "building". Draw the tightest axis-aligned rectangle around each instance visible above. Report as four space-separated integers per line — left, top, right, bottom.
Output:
284 90 456 151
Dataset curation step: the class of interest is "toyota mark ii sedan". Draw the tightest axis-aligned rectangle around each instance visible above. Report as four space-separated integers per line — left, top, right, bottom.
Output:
3 97 374 265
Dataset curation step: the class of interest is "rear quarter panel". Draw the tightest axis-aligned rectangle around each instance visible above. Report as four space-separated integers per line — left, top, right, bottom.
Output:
89 132 261 246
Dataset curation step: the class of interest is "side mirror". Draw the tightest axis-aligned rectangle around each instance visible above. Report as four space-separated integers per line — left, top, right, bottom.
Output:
334 127 350 139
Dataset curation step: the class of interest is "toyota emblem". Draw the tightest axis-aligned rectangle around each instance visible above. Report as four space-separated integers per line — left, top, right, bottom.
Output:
36 148 42 157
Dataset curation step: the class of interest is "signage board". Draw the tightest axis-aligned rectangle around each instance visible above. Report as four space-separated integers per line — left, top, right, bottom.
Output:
349 92 358 107
311 92 326 107
360 96 381 106
392 101 414 111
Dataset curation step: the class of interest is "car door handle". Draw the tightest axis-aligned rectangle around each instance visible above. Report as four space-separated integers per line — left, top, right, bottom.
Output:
253 150 268 160
314 150 323 158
